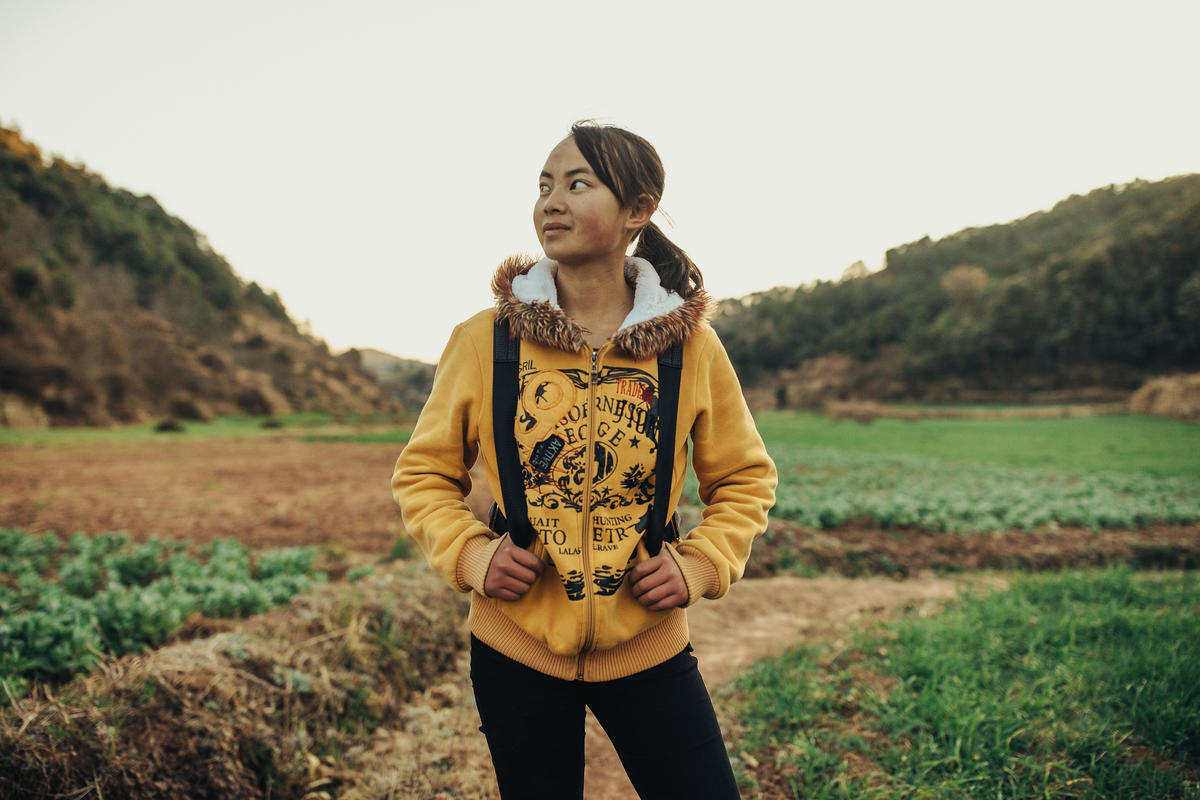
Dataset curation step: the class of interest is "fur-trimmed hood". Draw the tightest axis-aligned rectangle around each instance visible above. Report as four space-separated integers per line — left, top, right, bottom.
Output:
491 255 715 360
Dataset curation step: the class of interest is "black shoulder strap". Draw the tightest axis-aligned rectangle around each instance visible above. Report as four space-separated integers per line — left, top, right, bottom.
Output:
492 318 536 548
492 319 683 555
646 343 683 556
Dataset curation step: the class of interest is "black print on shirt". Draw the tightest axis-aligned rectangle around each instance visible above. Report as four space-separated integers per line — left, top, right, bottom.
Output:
519 365 661 507
592 564 626 595
560 568 586 601
517 364 663 601
592 550 639 596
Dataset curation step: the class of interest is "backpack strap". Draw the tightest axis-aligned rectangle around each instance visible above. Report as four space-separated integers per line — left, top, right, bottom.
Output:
646 343 683 556
492 318 536 548
492 318 684 556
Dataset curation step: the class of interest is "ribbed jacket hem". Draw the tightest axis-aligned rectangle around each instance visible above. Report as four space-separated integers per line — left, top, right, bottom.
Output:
468 595 691 682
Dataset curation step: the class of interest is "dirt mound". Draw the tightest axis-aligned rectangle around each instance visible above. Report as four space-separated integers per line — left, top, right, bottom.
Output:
749 519 1200 577
745 351 906 412
0 563 468 800
1130 373 1200 421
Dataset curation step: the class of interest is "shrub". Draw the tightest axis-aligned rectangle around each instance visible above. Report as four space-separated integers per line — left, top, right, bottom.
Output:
387 536 415 561
11 260 42 300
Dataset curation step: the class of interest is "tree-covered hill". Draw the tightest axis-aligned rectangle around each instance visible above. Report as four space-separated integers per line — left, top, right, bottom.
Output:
714 174 1200 406
0 125 397 426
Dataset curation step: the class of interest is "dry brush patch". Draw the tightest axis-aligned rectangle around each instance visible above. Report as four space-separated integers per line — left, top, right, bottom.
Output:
0 562 470 800
1131 373 1200 422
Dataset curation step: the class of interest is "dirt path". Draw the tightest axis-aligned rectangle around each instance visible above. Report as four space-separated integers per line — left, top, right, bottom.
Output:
578 574 961 799
359 573 966 800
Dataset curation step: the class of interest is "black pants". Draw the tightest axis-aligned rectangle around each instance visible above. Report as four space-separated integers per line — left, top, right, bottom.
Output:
469 635 741 799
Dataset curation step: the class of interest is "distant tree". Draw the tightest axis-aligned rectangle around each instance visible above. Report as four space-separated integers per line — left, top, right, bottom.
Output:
840 260 869 282
940 265 989 308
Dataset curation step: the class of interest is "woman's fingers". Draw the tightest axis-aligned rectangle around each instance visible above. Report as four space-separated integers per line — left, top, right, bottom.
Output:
484 538 545 599
489 541 686 608
629 555 687 610
634 580 686 609
507 545 546 574
630 564 669 597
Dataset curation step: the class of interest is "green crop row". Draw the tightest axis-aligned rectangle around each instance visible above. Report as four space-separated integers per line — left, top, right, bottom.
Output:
725 567 1200 799
690 447 1200 533
0 529 325 695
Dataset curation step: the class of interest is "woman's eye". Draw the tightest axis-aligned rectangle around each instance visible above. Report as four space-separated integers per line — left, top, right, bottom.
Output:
538 184 550 194
570 179 588 190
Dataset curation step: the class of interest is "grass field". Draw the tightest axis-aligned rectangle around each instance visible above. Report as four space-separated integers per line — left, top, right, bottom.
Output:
0 412 410 445
754 412 1200 476
724 567 1200 799
728 413 1200 534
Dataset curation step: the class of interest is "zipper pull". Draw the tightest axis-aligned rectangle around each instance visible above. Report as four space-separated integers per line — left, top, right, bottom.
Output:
590 347 600 381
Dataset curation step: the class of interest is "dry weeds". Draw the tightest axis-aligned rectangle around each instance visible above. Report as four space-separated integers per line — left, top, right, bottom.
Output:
1 562 468 799
1130 372 1200 422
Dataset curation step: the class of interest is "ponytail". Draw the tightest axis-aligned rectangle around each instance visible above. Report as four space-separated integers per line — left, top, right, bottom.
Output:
569 120 706 300
633 221 704 299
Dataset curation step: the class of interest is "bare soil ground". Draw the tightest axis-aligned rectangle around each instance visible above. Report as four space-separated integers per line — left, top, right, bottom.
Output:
0 438 408 551
5 437 1194 573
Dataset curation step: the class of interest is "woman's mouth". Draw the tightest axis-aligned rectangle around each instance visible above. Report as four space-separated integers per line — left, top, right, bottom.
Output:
542 223 569 235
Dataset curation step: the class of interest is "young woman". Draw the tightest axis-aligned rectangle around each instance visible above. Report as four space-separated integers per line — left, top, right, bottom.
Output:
392 121 777 799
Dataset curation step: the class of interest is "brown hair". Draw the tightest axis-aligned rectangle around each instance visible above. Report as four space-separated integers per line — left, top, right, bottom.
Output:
569 120 705 299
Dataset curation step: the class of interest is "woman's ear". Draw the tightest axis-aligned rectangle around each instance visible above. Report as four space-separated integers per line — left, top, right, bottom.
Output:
626 193 656 232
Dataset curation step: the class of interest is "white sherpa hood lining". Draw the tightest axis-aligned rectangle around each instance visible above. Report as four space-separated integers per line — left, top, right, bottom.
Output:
510 257 685 334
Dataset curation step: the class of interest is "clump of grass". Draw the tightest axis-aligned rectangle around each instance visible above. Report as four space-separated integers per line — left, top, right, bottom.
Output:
386 535 415 561
724 567 1200 799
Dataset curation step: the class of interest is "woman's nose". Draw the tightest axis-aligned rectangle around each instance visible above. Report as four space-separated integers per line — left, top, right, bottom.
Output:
543 186 566 212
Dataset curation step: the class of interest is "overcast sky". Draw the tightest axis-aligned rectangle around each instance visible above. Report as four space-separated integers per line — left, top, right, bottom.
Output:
2 0 1198 362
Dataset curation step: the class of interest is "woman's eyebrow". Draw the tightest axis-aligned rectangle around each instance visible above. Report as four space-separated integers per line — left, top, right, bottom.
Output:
540 167 593 179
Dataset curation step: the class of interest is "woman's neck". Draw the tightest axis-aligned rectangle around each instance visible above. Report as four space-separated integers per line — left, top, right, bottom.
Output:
555 255 636 348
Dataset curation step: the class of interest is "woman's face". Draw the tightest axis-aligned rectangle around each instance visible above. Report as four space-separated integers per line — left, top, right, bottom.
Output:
534 137 634 267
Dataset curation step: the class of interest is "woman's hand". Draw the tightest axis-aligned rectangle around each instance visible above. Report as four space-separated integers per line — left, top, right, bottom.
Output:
629 551 688 611
484 537 545 601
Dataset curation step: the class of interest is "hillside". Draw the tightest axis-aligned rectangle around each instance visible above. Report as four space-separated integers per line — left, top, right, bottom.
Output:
714 174 1200 406
353 347 436 410
0 126 398 427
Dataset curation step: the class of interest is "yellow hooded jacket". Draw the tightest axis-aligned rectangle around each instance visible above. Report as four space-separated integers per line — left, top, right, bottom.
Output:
392 256 777 681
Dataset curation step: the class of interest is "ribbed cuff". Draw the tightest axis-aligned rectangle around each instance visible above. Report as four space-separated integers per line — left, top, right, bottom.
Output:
665 542 721 607
455 534 507 594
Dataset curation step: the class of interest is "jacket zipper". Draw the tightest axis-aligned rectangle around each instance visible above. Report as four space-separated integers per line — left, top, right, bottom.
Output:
576 346 601 680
